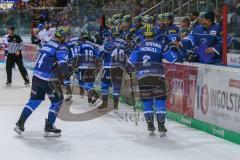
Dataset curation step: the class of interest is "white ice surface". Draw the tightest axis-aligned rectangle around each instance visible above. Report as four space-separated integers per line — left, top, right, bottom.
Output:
0 64 239 160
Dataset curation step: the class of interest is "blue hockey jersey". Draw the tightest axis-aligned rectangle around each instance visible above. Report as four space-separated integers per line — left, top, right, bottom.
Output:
78 41 100 69
99 38 131 70
33 40 69 81
154 26 166 43
180 23 222 64
65 36 81 59
165 24 180 42
128 39 178 79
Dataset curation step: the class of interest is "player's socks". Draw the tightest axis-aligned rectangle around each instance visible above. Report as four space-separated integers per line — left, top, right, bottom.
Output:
113 96 119 110
44 119 61 137
47 111 57 125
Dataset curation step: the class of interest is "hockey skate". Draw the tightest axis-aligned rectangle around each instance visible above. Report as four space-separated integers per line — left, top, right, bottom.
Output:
97 101 108 110
88 89 100 106
65 94 72 101
6 81 11 87
65 86 72 101
14 119 25 135
44 119 61 137
147 122 156 136
158 122 167 137
24 81 30 87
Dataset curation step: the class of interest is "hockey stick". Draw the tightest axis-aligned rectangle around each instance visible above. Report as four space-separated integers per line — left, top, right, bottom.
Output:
129 73 138 126
129 73 136 112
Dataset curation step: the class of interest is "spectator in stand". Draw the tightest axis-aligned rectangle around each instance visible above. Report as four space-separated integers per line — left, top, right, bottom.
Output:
189 11 200 30
214 8 223 25
214 8 223 31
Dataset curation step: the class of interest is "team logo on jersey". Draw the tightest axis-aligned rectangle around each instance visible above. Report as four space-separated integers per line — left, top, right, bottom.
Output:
200 38 207 44
210 31 217 35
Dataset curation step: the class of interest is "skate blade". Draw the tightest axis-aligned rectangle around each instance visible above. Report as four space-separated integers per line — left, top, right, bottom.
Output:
149 131 155 136
6 84 11 87
91 98 101 106
97 107 111 112
44 132 61 137
14 127 23 135
159 132 166 137
65 97 72 101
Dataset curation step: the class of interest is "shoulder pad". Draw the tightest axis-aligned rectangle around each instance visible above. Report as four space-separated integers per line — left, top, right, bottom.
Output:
104 42 116 51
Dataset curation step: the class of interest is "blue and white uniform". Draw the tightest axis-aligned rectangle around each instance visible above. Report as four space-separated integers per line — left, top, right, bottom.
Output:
21 40 69 126
180 24 222 64
64 36 81 87
128 39 177 124
99 38 130 97
77 40 100 92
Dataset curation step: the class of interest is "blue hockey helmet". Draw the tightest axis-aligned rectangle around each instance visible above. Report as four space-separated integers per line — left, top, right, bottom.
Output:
55 27 68 39
37 23 44 30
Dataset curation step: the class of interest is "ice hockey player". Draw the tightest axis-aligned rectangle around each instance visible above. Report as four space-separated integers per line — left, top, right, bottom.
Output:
154 14 166 43
127 23 179 136
14 27 69 137
98 24 131 110
130 16 144 41
174 11 222 64
64 29 82 101
122 15 133 38
165 13 180 42
76 31 100 105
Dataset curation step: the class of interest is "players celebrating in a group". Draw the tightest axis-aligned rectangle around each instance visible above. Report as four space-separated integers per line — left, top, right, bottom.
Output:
14 10 223 137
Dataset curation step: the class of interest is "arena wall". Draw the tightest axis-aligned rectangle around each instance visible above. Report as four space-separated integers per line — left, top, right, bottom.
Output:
6 44 240 144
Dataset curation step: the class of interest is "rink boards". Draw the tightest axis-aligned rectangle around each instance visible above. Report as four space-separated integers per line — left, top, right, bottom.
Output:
1 43 239 145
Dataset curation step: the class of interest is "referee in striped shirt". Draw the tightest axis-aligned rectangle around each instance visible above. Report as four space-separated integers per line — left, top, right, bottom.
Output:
6 26 29 86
